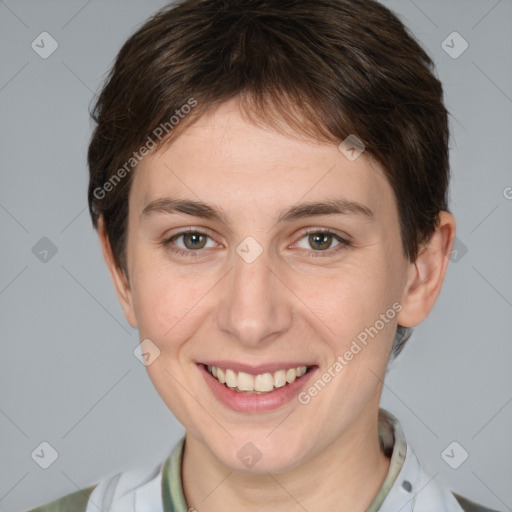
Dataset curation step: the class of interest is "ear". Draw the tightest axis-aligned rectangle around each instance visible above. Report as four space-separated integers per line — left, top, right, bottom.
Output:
97 216 138 329
397 211 456 328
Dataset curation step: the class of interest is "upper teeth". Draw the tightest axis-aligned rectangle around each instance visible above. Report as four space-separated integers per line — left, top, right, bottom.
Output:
207 365 308 393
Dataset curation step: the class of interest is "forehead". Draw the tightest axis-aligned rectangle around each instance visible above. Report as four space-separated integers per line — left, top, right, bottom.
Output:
130 100 396 223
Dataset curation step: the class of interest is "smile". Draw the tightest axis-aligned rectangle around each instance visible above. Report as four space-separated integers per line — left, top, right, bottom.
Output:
206 364 310 393
199 361 318 412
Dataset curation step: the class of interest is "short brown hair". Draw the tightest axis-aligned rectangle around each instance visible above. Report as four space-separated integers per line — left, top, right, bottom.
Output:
88 0 451 357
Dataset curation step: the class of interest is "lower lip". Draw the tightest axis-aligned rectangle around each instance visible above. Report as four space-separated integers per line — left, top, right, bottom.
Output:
199 364 318 413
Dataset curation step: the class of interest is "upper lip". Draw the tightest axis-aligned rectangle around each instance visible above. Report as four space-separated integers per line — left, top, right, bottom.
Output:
200 361 316 374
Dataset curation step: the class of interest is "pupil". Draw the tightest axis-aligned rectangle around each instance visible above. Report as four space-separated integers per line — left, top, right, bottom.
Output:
185 233 206 249
310 233 331 250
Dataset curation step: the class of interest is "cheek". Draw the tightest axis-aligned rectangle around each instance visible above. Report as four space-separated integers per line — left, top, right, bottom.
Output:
287 263 401 384
292 260 398 338
130 258 217 352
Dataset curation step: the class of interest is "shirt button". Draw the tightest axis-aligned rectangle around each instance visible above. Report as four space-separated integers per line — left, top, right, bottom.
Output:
401 480 412 492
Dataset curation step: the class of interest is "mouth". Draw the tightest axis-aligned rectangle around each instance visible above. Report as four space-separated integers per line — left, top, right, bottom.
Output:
203 363 313 394
198 362 318 412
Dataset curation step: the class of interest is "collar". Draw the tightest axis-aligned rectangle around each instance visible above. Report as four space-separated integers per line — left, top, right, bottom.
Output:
160 408 411 512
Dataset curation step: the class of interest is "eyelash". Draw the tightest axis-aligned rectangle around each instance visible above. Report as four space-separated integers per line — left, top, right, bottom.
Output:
162 228 351 259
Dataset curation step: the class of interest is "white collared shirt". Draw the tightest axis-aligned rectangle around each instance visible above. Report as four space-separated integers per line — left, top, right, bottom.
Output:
82 409 473 511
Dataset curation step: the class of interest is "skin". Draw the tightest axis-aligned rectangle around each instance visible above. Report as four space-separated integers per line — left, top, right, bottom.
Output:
98 98 456 511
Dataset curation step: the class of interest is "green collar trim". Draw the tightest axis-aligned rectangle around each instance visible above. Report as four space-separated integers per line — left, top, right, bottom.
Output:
367 409 407 511
162 436 188 512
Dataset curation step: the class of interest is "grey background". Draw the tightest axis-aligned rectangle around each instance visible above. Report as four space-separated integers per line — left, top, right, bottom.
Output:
1 1 511 511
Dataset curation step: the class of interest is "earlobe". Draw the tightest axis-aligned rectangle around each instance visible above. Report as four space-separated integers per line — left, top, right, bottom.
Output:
97 217 138 329
397 211 456 328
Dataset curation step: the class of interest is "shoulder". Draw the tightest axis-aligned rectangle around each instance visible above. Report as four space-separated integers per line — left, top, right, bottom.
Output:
24 439 183 512
407 458 501 512
380 410 502 512
24 458 165 512
452 492 503 512
405 457 502 512
24 484 98 512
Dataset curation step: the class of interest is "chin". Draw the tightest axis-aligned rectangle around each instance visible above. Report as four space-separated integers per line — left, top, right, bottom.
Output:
204 431 312 474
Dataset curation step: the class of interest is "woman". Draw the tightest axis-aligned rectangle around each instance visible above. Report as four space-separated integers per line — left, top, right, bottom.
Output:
27 0 499 510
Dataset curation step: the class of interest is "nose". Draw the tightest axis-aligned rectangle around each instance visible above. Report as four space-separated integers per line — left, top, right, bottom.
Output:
216 246 292 348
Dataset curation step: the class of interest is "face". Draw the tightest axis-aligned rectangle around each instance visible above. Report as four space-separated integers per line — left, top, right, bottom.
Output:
107 98 420 473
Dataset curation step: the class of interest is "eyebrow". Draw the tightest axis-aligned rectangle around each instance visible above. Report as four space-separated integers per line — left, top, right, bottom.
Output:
140 197 231 224
140 197 374 224
277 198 374 223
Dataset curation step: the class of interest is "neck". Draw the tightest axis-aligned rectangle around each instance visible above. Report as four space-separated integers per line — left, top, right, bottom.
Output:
181 407 391 512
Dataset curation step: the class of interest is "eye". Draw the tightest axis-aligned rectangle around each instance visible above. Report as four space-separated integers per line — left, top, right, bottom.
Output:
175 232 211 250
294 229 351 256
163 229 217 257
